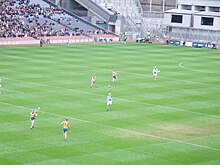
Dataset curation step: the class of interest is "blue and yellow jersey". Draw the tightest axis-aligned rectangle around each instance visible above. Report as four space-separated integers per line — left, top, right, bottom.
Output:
62 121 70 129
30 111 37 120
112 71 117 78
30 112 37 118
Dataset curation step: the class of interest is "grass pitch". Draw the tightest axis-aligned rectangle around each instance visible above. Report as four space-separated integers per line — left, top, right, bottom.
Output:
0 43 220 165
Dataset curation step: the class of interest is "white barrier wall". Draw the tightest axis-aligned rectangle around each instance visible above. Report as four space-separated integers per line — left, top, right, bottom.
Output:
0 39 39 46
0 38 93 46
49 38 93 44
0 36 119 46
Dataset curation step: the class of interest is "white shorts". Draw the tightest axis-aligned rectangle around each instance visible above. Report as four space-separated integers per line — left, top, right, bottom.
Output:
107 101 112 105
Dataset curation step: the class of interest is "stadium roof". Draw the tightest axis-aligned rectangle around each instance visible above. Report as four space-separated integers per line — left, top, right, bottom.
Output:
165 9 193 14
194 11 220 17
165 9 220 17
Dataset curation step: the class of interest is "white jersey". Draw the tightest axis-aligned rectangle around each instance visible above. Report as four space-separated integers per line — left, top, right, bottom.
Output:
106 95 112 105
153 68 159 76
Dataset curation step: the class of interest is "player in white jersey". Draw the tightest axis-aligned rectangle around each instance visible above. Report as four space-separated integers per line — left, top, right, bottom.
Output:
152 66 160 81
106 92 112 111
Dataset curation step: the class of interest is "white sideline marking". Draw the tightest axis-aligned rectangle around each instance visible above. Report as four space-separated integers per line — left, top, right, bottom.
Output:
179 62 216 74
0 101 219 151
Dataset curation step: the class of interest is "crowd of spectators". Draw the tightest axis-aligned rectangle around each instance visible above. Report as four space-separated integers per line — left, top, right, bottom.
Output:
0 0 109 39
0 0 72 38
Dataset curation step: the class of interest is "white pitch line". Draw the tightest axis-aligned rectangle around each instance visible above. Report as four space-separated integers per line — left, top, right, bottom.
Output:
0 101 219 151
179 62 216 74
2 54 54 64
159 75 217 87
2 88 25 94
2 53 218 87
2 55 220 118
0 77 10 80
2 76 220 119
3 54 35 60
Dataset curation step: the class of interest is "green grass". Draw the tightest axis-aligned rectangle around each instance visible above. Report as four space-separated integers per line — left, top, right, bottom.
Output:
0 43 220 165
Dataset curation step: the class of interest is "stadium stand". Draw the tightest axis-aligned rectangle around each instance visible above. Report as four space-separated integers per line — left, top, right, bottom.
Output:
140 0 176 13
93 0 146 37
59 0 146 39
0 0 118 45
0 0 71 38
1 0 218 47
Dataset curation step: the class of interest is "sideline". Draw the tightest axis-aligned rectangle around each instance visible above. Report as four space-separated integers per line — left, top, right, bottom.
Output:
0 101 219 151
